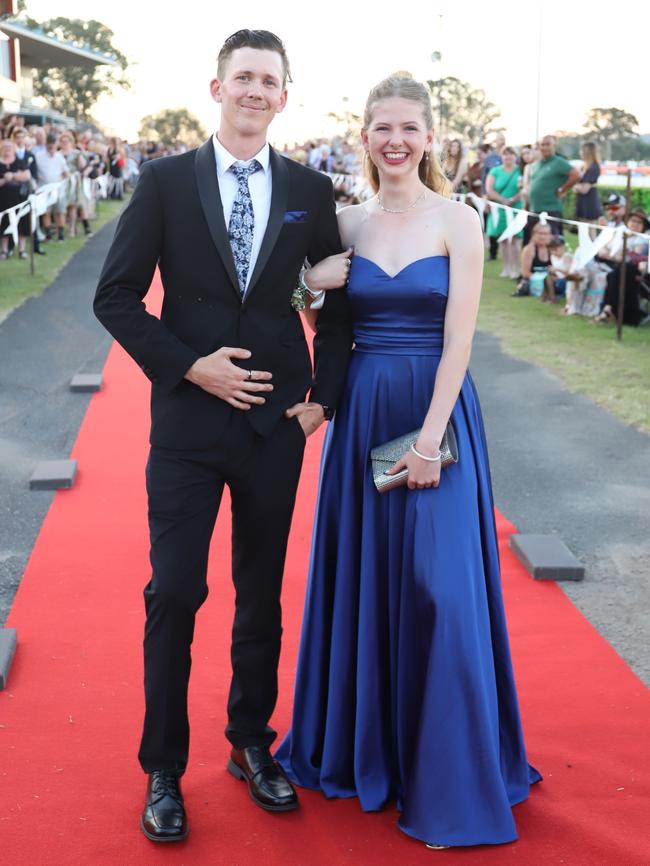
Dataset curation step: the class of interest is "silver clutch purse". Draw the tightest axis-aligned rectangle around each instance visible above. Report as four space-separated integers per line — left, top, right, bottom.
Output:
370 423 459 493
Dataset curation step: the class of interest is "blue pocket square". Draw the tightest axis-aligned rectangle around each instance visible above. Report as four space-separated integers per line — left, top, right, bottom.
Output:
283 210 308 223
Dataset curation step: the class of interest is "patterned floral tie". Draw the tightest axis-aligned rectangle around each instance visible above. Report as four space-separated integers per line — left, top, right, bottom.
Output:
228 160 262 298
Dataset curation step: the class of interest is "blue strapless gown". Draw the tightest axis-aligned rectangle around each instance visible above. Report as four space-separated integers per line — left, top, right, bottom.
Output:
276 256 541 847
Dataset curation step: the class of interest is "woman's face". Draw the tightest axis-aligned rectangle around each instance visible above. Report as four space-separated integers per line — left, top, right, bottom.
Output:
362 97 433 179
533 225 551 245
627 215 646 234
502 151 516 169
60 134 73 150
449 140 461 157
521 146 532 163
0 143 15 162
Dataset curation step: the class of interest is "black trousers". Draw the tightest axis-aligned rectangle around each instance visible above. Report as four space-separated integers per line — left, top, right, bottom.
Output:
138 411 306 774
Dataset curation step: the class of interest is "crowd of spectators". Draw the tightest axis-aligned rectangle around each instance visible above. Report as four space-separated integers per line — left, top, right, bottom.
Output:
3 113 647 325
0 113 193 260
440 131 649 325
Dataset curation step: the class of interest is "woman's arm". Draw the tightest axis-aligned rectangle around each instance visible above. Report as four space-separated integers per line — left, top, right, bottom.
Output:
301 204 362 331
388 203 484 488
520 243 534 278
418 204 484 451
486 172 511 205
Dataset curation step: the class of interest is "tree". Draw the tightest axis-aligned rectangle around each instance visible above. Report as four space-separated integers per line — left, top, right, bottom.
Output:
138 109 207 147
583 107 639 159
20 16 130 122
326 96 362 141
426 76 502 142
554 131 583 160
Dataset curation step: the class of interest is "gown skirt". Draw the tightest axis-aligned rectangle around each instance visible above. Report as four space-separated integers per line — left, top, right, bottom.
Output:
276 255 541 847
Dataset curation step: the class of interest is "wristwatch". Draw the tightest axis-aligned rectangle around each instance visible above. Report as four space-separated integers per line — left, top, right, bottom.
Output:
310 402 333 420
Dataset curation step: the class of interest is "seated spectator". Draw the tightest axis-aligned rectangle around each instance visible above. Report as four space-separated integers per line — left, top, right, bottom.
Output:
594 208 650 326
600 193 626 229
546 235 584 311
513 221 553 298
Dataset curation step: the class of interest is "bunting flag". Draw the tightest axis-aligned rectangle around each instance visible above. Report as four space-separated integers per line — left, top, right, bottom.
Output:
607 226 625 259
497 208 529 243
573 224 615 270
2 201 32 244
466 191 486 220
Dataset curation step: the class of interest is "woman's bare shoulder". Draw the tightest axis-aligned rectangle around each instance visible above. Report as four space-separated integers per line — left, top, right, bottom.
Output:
337 201 370 244
439 197 482 232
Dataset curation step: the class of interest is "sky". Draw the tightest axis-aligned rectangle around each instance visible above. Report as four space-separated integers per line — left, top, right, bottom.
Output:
24 0 650 147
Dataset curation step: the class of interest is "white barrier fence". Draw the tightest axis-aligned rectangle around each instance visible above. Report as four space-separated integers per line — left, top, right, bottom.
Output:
1 173 110 246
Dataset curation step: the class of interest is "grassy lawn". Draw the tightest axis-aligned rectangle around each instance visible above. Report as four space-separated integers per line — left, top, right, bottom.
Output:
478 257 650 433
0 195 128 323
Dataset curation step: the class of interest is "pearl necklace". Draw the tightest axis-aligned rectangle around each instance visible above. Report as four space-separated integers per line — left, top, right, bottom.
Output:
377 190 426 214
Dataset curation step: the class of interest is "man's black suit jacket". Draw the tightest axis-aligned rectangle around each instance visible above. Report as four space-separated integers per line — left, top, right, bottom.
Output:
94 139 353 450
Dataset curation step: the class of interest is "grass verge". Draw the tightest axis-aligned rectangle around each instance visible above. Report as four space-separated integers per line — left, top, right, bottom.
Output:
0 196 128 323
478 258 650 433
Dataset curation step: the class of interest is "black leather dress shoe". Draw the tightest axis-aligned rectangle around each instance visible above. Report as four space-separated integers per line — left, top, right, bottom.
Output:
228 746 298 812
140 770 188 842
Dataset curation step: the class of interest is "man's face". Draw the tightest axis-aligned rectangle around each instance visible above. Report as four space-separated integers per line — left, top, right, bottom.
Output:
607 205 624 221
211 47 287 138
14 131 26 149
540 137 555 158
46 140 57 155
495 133 505 149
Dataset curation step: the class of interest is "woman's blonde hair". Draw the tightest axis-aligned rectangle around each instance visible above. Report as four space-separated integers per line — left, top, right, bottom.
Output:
580 140 600 166
362 72 451 197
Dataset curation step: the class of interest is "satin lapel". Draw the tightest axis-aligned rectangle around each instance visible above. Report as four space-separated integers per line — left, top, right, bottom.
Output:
245 147 289 301
194 139 240 299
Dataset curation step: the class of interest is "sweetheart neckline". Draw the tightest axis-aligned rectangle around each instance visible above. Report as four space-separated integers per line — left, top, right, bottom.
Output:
352 255 449 280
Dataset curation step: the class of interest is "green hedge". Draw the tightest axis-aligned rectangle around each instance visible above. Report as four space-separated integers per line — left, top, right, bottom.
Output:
564 185 650 220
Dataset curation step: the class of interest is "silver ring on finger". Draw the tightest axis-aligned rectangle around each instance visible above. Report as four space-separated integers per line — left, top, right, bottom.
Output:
247 369 253 381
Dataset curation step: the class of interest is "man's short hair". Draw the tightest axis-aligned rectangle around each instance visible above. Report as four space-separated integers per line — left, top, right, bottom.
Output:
217 29 292 88
45 132 58 145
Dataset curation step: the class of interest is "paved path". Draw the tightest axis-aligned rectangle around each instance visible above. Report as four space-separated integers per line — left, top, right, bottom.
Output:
0 227 113 622
471 332 650 684
1 224 649 684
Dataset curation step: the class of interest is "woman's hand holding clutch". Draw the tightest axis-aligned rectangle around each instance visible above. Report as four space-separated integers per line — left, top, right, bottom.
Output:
386 443 442 490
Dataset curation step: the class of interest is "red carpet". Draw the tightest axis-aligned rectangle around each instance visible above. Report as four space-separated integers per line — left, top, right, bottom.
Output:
2 274 649 865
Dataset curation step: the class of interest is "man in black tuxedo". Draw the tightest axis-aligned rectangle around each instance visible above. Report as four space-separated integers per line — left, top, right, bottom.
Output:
94 29 352 842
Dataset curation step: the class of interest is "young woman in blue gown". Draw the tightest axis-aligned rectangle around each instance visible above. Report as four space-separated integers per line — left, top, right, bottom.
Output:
276 73 541 848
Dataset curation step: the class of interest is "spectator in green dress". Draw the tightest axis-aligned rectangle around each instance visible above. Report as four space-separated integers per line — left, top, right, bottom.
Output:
486 147 523 278
528 135 580 234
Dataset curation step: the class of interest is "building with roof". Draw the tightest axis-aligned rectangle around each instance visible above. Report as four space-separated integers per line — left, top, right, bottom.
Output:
0 0 116 127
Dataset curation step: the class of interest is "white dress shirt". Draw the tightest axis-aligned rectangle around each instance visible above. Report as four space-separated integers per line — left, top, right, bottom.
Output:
212 134 272 296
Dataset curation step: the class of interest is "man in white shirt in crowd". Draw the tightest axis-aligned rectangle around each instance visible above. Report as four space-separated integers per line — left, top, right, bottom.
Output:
34 132 69 241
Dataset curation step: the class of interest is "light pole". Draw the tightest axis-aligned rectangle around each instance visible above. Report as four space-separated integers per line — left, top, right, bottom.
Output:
535 5 543 142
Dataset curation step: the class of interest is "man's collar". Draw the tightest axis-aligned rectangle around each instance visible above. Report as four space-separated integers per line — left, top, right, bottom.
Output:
212 133 270 176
